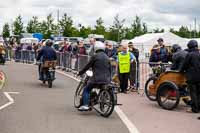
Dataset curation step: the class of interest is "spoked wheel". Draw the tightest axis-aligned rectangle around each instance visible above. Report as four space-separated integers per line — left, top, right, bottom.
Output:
98 89 115 118
74 81 84 108
145 76 157 101
157 82 180 110
48 80 52 88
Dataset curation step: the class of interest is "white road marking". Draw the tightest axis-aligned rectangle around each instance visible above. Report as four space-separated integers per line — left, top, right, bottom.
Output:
0 92 19 111
115 106 140 133
56 70 80 82
56 70 140 133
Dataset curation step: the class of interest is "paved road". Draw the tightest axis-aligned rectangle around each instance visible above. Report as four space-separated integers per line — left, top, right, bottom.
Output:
0 62 129 133
0 62 199 133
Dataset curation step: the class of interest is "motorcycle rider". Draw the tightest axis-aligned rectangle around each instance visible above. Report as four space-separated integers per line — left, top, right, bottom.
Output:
78 41 111 111
171 44 187 71
37 40 57 80
180 40 200 113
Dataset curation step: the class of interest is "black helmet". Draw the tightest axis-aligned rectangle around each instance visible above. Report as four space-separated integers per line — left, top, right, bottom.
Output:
172 44 181 53
46 39 53 47
187 40 198 49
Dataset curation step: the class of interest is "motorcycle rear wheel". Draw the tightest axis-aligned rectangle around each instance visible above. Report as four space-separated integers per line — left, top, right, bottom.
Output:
98 89 115 118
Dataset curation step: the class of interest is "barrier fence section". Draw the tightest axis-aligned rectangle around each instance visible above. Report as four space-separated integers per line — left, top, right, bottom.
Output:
139 62 153 90
139 62 172 90
6 49 157 91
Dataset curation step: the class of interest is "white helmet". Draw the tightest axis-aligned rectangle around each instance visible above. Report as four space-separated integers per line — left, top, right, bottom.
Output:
94 41 105 52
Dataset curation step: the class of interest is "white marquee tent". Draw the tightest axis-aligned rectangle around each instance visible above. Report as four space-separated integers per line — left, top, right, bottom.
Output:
129 32 189 59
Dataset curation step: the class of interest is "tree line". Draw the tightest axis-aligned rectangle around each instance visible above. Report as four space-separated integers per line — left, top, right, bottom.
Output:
2 13 200 42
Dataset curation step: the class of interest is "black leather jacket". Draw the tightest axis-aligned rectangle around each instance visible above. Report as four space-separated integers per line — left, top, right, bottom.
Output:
79 50 111 84
180 48 200 83
171 49 187 71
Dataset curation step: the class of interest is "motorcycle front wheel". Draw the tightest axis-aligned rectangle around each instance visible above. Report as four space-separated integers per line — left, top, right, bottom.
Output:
74 81 84 108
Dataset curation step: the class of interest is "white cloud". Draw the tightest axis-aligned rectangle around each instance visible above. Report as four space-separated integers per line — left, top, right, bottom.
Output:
0 0 199 33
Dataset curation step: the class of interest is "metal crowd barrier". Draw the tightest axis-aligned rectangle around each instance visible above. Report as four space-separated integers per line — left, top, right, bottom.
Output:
11 49 36 63
139 62 171 90
8 49 142 91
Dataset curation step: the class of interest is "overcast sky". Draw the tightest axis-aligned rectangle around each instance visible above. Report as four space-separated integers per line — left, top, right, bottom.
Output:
0 0 199 31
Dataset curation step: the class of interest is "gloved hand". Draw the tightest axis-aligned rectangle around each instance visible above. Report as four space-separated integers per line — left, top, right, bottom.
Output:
77 72 81 76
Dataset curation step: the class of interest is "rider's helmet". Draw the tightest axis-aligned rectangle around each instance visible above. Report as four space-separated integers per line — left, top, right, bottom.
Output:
187 40 198 49
171 44 181 53
94 41 105 53
46 39 53 47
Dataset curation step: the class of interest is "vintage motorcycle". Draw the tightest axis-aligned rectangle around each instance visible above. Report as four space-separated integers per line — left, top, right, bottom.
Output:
74 70 118 118
40 60 57 88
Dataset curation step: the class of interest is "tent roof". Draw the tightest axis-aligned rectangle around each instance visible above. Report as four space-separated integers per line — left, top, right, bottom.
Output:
130 32 188 47
131 32 165 43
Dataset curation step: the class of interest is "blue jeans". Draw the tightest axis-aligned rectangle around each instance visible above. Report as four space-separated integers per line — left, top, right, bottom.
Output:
82 83 95 106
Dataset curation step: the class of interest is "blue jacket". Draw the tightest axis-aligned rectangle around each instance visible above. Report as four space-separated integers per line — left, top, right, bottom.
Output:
160 47 168 63
37 46 57 62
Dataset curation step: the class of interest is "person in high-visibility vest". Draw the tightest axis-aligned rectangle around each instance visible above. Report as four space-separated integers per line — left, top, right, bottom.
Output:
117 43 135 93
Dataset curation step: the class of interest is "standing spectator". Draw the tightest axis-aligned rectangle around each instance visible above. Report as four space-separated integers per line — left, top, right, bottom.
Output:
15 43 22 62
27 44 33 63
33 43 39 63
149 44 161 65
22 43 28 63
77 40 87 55
105 41 117 59
53 42 60 51
105 41 117 77
60 38 72 70
0 43 6 64
180 40 200 113
77 40 87 71
87 38 96 56
128 42 140 90
117 43 135 93
157 38 169 63
71 43 79 71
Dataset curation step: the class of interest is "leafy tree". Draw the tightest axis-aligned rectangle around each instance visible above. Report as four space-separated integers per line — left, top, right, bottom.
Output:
39 14 57 39
26 16 40 33
125 16 148 39
38 21 48 38
79 26 93 38
153 28 164 33
2 23 10 38
59 13 74 37
94 17 106 35
12 15 24 35
108 14 125 42
170 26 191 38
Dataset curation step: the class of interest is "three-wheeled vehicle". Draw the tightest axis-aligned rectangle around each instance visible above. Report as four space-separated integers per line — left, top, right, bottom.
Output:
145 65 191 110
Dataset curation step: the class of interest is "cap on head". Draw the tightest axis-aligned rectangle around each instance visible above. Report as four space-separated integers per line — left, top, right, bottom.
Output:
157 38 164 42
128 42 133 46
